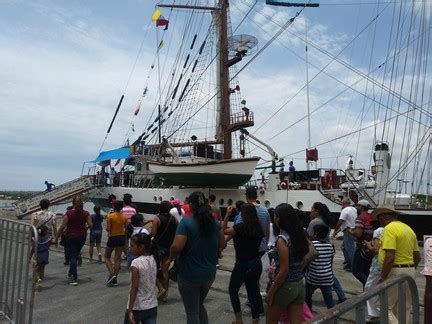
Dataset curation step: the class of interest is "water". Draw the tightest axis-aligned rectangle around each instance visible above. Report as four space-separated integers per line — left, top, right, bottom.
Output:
0 199 15 208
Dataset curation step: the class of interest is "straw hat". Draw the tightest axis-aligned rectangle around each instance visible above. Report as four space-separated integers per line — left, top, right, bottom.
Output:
371 204 404 221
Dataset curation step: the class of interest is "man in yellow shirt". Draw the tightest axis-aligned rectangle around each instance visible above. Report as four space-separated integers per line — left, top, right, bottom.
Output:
372 205 421 324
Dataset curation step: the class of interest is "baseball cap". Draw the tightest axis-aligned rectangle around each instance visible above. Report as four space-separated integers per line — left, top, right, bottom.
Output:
357 199 370 208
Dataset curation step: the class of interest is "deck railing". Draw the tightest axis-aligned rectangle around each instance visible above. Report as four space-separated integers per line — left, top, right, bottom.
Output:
305 274 420 324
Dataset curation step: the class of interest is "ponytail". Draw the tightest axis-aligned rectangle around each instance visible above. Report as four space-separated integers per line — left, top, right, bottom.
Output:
189 192 214 235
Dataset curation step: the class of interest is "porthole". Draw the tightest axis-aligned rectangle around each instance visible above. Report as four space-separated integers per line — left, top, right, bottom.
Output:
158 196 163 202
219 198 225 206
153 196 157 202
264 200 270 208
227 198 233 206
256 199 261 205
296 201 304 210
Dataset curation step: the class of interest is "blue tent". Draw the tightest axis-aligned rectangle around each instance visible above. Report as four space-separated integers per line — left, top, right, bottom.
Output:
89 147 130 163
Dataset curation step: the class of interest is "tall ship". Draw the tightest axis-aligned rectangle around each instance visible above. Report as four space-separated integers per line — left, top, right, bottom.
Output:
11 0 431 239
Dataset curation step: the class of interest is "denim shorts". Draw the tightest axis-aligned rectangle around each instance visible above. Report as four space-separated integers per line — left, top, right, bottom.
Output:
37 250 49 265
273 279 305 307
157 246 170 259
107 235 126 248
90 230 102 244
124 307 157 324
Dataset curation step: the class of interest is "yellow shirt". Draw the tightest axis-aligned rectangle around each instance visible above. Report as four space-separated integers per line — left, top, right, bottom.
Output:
378 221 419 265
107 211 128 237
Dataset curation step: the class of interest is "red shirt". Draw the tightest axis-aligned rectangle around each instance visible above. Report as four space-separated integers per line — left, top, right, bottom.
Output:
182 204 192 217
65 209 89 238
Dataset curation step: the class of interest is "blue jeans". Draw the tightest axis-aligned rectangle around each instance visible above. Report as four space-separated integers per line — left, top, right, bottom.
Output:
352 249 371 287
332 275 346 301
124 307 157 324
305 283 335 311
229 257 263 320
178 277 213 324
341 231 356 267
65 236 85 280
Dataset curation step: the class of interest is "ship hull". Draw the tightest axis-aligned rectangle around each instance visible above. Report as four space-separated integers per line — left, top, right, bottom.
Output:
90 186 431 240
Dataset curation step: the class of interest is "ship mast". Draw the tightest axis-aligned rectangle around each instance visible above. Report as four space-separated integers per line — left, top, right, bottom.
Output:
159 1 232 159
217 0 232 159
159 0 256 160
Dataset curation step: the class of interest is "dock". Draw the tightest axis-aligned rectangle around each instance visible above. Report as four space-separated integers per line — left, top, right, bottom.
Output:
25 216 426 323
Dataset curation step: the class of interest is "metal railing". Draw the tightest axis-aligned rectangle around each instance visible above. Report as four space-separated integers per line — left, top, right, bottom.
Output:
305 274 420 324
14 176 94 219
0 218 37 324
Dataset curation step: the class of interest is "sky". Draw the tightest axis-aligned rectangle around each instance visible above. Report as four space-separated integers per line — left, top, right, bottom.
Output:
0 0 430 191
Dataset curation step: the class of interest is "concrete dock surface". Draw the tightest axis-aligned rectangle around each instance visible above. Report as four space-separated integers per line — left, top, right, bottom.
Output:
29 222 426 324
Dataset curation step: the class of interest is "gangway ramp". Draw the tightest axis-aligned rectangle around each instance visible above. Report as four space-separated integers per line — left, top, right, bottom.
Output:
13 176 95 219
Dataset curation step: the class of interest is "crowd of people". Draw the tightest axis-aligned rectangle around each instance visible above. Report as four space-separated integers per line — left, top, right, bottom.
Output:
30 189 421 324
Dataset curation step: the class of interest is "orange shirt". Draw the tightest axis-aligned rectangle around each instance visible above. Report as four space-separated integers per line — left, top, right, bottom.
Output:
107 211 128 237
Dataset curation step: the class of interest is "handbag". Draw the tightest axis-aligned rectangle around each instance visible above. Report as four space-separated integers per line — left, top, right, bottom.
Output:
59 231 67 246
168 263 178 281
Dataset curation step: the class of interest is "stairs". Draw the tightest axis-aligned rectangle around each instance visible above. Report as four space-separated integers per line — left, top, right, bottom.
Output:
13 176 95 219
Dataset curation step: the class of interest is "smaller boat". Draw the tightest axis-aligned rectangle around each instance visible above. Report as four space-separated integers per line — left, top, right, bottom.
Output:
147 156 260 187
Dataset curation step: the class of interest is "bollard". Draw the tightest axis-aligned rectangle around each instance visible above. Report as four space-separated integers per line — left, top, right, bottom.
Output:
422 235 432 324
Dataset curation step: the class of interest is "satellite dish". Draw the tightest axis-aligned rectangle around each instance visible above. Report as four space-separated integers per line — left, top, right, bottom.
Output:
228 34 258 57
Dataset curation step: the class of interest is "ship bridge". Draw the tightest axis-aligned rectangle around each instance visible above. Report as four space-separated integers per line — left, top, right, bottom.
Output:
13 176 95 219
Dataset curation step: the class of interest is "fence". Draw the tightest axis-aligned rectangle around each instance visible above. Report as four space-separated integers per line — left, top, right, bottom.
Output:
305 274 420 324
0 218 37 323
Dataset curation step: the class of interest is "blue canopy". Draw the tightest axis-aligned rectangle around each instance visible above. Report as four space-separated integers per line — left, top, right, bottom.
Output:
89 147 130 162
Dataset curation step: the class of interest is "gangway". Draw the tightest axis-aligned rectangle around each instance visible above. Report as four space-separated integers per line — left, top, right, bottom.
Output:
13 176 95 219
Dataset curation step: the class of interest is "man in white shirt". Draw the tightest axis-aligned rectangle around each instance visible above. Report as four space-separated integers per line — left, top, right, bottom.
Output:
333 197 357 271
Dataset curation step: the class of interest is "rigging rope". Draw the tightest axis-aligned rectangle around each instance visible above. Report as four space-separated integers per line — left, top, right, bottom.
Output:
280 108 431 160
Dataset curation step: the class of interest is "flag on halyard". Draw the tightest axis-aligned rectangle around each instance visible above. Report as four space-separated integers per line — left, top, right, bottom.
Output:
151 9 161 21
157 40 164 52
134 102 141 116
156 16 169 30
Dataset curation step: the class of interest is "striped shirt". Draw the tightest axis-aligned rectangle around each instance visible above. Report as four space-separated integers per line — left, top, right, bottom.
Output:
121 205 136 222
305 240 335 286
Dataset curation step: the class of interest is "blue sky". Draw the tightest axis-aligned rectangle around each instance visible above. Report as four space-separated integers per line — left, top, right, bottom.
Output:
0 0 430 191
